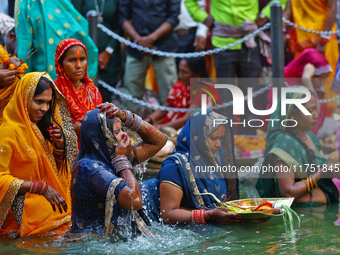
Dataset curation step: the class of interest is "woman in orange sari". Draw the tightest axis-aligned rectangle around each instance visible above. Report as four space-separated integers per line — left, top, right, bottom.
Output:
0 72 78 237
54 38 102 140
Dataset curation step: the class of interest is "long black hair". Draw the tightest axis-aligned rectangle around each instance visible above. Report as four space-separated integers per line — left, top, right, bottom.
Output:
34 77 68 174
286 91 317 165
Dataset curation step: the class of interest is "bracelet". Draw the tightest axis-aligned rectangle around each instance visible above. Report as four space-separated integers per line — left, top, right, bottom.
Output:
130 114 142 132
123 110 134 128
29 181 49 195
111 155 133 175
192 209 206 224
53 146 64 156
303 176 318 192
122 110 142 132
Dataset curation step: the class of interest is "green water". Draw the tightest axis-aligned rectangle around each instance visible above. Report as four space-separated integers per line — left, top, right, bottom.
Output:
0 179 339 254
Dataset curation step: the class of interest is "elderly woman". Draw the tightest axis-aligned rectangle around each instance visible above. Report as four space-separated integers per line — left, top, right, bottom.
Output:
71 103 167 236
0 72 78 237
256 87 339 205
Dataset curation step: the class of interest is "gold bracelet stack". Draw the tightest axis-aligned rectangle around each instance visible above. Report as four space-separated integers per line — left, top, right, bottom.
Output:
303 175 318 192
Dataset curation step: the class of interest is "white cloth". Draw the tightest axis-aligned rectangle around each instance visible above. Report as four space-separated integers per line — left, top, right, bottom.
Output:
175 0 208 38
0 13 15 37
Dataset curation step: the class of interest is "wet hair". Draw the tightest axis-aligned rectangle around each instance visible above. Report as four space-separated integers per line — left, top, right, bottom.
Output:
184 57 209 77
34 77 68 174
286 91 317 165
58 44 86 64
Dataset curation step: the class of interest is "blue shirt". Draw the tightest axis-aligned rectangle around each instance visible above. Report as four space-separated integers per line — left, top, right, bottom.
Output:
118 0 181 60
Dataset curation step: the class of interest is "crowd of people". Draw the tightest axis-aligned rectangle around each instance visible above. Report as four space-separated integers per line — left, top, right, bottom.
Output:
0 0 339 240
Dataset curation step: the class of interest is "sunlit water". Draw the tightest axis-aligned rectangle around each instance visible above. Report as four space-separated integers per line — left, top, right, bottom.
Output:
1 178 339 254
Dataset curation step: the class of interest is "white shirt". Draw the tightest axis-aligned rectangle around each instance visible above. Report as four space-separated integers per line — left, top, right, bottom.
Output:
175 0 208 38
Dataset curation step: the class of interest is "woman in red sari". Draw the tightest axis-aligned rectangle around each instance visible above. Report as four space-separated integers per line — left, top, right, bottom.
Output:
55 38 102 139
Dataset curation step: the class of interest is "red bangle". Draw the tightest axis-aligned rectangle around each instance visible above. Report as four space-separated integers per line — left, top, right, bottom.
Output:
29 181 48 195
192 209 207 224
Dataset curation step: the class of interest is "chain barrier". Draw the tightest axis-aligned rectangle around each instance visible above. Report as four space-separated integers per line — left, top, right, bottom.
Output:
99 80 275 112
282 17 340 36
97 19 340 109
97 23 270 58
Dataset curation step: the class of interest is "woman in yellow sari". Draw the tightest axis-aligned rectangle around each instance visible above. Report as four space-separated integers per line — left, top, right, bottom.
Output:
0 72 78 237
283 0 338 115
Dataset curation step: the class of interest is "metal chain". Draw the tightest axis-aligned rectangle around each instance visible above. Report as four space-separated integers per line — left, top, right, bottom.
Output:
97 23 270 58
318 95 340 103
282 17 340 35
98 80 274 112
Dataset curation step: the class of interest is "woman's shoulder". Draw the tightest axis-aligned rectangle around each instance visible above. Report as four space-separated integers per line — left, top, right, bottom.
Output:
158 154 184 181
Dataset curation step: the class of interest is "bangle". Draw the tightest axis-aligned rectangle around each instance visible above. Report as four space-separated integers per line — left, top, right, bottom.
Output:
130 114 142 132
111 155 133 175
192 209 206 224
29 181 49 195
123 110 133 128
122 110 142 132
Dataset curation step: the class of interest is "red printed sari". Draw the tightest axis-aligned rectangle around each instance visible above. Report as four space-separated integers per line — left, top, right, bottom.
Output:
54 39 102 125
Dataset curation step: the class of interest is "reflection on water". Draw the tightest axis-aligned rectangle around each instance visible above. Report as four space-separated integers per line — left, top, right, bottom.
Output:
0 181 339 254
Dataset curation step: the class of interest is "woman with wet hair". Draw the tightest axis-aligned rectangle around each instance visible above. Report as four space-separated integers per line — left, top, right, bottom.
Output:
71 103 167 237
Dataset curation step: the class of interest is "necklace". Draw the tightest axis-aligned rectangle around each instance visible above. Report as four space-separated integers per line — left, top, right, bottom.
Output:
94 0 105 23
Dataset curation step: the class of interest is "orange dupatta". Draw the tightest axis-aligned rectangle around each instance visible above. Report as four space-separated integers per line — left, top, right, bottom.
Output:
0 72 78 237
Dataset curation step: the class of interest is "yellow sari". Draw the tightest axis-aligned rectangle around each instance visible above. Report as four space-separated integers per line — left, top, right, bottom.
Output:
0 72 78 237
290 0 339 115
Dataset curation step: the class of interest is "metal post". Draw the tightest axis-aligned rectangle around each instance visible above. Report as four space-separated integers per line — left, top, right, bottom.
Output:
86 11 98 47
270 1 284 93
86 11 98 85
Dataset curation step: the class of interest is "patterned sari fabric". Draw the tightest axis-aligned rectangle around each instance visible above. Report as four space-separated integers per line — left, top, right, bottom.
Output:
54 39 102 125
15 0 98 80
142 110 239 222
256 87 339 205
71 109 127 235
0 72 78 237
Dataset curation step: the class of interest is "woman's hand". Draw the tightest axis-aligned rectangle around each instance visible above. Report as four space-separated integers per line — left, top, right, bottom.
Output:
49 125 64 149
97 102 126 122
98 50 111 70
0 69 18 88
206 207 244 224
115 133 132 157
43 185 67 214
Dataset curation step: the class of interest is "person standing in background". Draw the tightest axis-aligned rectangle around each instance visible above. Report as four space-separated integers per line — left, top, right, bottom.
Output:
175 0 208 53
15 0 98 80
118 0 180 114
72 0 122 102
